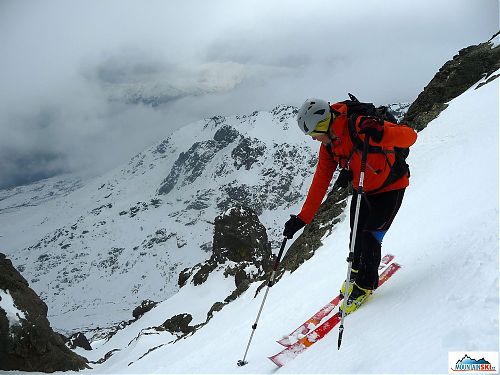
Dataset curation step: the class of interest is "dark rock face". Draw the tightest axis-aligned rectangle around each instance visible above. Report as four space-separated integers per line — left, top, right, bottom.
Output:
158 125 241 195
65 332 92 351
132 299 158 320
231 137 266 170
182 206 272 289
158 313 194 335
0 253 88 372
404 34 500 131
212 206 271 265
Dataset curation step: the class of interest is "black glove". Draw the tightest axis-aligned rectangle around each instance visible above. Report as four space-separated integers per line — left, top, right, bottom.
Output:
358 117 384 143
335 169 353 188
283 215 305 239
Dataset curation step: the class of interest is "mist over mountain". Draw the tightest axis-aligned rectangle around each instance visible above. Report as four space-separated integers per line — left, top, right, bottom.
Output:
0 1 496 189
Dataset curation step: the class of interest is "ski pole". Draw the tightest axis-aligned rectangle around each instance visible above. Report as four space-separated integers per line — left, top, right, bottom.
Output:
338 135 370 350
237 237 288 367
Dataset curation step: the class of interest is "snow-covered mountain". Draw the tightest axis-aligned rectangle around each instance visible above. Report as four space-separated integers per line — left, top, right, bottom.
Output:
67 64 498 375
0 104 321 332
0 175 84 214
388 102 410 122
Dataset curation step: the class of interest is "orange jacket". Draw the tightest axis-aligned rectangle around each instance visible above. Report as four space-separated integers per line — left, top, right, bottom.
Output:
297 102 417 224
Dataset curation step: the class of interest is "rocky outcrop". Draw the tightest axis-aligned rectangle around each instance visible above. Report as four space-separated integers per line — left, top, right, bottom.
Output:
0 253 88 372
157 313 195 336
179 205 272 289
132 299 158 320
404 32 500 131
64 332 92 351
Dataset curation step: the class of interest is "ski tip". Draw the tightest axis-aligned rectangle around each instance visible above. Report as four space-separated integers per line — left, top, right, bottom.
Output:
268 355 284 368
277 336 292 347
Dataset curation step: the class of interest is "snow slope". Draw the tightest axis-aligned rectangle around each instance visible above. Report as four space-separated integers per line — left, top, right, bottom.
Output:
58 71 498 373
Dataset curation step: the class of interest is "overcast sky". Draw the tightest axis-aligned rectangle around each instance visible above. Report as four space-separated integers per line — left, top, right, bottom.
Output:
0 0 498 189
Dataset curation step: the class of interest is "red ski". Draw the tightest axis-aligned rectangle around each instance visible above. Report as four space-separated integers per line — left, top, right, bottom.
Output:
378 253 395 270
276 254 395 346
269 262 401 367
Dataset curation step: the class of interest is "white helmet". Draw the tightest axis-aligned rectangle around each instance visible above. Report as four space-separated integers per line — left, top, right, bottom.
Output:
296 98 331 135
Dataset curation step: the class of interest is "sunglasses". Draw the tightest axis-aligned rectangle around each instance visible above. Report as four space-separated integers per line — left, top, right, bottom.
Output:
307 113 335 136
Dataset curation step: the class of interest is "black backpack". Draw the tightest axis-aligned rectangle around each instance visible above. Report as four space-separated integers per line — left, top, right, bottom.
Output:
337 93 410 193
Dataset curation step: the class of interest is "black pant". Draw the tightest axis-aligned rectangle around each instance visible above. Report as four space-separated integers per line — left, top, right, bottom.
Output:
349 188 405 290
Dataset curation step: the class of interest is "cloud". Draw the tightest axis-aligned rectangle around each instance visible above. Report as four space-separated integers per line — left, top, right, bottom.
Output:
89 52 248 106
0 0 498 188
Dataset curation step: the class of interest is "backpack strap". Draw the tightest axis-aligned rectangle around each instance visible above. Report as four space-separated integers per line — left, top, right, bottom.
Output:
323 143 335 158
323 142 355 169
347 114 408 194
347 114 384 154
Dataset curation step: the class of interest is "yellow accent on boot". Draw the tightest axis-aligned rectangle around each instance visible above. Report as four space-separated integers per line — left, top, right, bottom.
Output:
340 269 358 296
340 282 372 315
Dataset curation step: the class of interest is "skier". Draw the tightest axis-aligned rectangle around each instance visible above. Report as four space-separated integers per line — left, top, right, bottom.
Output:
283 98 417 314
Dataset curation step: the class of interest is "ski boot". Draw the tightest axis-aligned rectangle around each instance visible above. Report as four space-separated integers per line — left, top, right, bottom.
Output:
340 269 358 297
339 282 372 315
